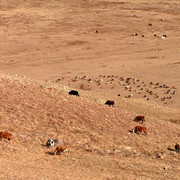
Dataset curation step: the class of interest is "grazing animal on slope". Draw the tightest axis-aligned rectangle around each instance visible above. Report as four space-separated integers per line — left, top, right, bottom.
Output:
0 132 12 140
54 145 68 155
175 144 180 153
133 126 147 135
46 139 55 147
134 116 145 124
68 90 79 97
105 100 115 107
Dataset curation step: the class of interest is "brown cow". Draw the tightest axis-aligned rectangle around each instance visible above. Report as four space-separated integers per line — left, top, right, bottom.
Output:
0 132 12 140
134 116 145 124
54 145 68 155
133 126 147 135
175 144 180 153
105 100 115 107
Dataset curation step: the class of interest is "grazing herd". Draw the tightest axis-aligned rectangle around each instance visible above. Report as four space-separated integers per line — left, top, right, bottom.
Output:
57 75 178 107
67 90 179 154
133 23 167 39
0 90 179 157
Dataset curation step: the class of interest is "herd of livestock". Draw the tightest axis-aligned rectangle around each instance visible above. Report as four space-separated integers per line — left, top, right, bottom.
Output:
68 90 180 154
0 89 179 155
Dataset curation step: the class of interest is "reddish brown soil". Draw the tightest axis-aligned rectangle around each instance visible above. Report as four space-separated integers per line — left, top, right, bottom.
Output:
0 0 180 179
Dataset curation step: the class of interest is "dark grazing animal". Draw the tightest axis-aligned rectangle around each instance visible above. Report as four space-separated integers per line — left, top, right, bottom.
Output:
68 90 79 96
105 100 115 107
175 144 180 153
133 126 147 135
0 132 12 140
134 116 145 124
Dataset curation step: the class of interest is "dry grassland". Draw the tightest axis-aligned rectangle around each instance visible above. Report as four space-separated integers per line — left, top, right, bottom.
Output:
0 0 180 179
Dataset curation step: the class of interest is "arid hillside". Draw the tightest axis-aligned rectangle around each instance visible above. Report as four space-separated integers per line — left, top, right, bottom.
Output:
0 0 180 179
0 74 180 179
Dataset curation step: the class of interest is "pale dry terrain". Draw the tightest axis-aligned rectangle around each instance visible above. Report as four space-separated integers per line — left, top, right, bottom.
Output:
0 0 180 179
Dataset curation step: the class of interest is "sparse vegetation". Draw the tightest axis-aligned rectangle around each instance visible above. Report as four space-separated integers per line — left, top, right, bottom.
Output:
0 74 179 179
0 0 180 179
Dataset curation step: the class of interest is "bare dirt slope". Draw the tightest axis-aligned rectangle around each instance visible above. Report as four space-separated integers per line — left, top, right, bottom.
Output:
0 74 180 180
0 0 180 179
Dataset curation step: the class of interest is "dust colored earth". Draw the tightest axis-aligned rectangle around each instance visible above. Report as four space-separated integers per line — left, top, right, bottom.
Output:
0 0 180 179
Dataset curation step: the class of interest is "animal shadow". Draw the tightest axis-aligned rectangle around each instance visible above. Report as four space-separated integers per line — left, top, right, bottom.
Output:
167 148 175 152
129 130 133 133
41 144 47 147
45 151 55 156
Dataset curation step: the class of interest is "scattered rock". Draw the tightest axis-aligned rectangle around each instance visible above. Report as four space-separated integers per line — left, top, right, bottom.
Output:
160 18 165 21
128 164 133 169
54 139 64 146
82 143 93 152
125 146 132 151
113 149 121 153
155 152 164 159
